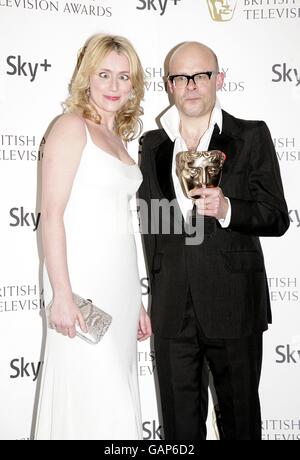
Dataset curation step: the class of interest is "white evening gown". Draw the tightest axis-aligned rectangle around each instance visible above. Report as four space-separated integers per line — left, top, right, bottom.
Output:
35 127 143 440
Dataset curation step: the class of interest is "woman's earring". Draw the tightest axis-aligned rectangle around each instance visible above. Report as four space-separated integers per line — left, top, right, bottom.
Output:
128 91 135 101
86 87 90 97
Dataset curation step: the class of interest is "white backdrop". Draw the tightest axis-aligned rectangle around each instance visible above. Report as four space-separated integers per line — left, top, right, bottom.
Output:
0 0 299 441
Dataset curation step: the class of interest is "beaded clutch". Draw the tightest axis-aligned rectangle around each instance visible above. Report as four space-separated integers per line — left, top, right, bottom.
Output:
47 293 112 345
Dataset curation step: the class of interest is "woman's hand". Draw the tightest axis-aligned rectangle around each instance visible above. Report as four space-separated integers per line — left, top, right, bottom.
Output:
137 304 152 341
49 294 87 339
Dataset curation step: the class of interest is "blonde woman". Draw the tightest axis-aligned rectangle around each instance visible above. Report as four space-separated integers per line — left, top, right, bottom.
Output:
34 34 151 440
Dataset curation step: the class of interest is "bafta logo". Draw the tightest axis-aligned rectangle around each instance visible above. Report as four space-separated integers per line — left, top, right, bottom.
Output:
207 0 237 22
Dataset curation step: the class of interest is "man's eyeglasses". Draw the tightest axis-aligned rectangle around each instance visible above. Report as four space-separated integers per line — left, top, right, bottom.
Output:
168 71 219 88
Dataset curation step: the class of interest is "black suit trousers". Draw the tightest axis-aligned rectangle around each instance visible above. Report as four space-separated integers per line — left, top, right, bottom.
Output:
154 291 263 440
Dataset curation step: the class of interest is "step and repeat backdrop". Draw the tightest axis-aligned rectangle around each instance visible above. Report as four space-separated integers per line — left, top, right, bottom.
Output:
0 0 299 440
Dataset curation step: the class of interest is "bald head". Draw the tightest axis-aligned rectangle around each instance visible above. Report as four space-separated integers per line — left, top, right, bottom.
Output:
169 42 219 75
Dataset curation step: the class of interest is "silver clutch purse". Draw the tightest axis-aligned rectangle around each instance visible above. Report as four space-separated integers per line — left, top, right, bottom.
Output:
47 293 112 345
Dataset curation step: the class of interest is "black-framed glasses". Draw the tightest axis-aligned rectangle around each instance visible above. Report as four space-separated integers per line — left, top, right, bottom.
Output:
168 71 219 88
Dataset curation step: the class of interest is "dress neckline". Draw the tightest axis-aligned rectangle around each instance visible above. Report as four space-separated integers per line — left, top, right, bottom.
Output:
85 123 137 167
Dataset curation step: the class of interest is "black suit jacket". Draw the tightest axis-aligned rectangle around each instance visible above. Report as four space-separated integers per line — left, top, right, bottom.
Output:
139 110 289 339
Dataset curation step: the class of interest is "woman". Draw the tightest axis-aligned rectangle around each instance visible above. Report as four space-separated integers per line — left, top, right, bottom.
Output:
34 34 151 440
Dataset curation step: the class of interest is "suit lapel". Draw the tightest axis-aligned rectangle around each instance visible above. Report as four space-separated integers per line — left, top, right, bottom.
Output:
150 136 185 230
209 114 244 188
154 137 176 201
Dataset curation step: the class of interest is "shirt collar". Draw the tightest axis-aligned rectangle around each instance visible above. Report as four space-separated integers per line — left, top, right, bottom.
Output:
160 99 223 142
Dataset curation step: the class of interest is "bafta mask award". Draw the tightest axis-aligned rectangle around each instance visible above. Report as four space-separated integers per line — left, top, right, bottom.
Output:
176 149 226 235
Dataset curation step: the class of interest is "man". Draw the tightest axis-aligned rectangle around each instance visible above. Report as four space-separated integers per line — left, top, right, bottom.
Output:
139 42 289 440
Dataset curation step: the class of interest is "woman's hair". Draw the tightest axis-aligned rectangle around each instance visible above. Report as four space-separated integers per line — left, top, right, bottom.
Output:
64 34 144 141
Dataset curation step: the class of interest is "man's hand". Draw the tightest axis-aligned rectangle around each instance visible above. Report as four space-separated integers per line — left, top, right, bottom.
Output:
189 186 228 220
137 304 152 341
